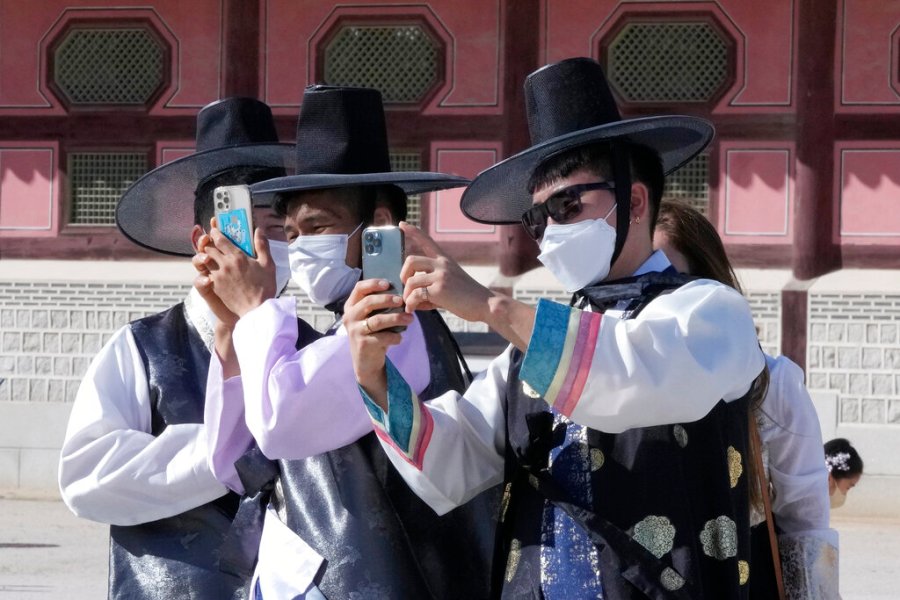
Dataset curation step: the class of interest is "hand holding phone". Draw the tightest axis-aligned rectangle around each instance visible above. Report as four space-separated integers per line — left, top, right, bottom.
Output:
362 226 406 332
213 185 256 257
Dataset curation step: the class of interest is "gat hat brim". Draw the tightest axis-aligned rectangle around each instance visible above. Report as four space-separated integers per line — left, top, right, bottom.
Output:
250 171 470 197
460 114 712 224
117 143 292 257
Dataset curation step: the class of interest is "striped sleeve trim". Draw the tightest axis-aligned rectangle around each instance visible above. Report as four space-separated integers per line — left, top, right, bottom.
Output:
520 299 602 417
360 358 433 470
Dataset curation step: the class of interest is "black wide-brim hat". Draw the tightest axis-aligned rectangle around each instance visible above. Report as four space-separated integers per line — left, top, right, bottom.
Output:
117 97 292 256
251 86 469 198
460 57 714 224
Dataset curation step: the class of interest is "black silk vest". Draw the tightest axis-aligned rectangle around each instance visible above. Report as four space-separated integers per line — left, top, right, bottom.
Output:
271 309 499 599
108 304 244 600
497 275 758 599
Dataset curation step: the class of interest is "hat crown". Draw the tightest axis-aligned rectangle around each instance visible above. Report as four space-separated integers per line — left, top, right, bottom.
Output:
525 57 622 146
294 85 392 176
195 97 280 152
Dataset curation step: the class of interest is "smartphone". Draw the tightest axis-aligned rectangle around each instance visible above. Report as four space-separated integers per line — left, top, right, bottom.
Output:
213 184 256 257
361 226 406 332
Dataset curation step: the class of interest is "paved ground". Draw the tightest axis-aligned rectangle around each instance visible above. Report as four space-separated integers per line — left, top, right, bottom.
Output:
0 496 897 598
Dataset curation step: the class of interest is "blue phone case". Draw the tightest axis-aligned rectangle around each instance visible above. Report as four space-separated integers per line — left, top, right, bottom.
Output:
219 209 254 257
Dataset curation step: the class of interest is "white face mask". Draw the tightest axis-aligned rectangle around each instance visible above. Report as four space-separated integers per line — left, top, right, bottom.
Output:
830 486 847 509
288 223 363 306
536 205 618 292
267 239 292 296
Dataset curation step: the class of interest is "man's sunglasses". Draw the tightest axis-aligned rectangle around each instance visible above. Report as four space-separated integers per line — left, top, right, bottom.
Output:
521 181 616 240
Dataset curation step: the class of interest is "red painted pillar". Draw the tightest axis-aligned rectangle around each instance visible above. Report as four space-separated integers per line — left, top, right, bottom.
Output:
793 0 841 280
498 0 541 278
222 0 261 98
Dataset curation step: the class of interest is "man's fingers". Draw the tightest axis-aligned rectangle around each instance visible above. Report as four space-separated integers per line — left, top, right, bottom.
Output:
400 255 436 283
191 253 211 275
399 222 444 259
209 227 240 255
346 278 393 305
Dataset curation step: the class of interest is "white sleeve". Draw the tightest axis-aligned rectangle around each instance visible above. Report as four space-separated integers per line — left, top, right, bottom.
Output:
233 297 432 461
760 355 838 548
519 280 766 432
360 348 510 515
58 326 227 526
204 353 253 494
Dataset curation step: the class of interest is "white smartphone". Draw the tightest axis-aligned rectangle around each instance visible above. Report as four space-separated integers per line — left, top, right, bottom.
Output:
213 184 256 257
361 226 406 332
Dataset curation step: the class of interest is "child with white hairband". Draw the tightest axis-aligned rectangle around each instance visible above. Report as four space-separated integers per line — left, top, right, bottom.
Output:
825 438 864 509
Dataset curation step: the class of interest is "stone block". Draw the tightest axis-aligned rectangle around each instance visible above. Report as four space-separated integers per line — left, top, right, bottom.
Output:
0 356 15 375
113 311 130 327
841 398 859 423
97 312 110 330
22 332 41 353
829 373 848 394
862 399 886 424
50 309 68 328
60 333 81 354
809 322 827 342
15 309 30 328
72 357 91 377
16 356 33 375
34 357 52 376
886 349 900 370
0 309 15 328
69 310 85 329
82 333 100 354
838 347 860 369
822 346 836 369
808 347 820 369
808 372 827 390
48 379 66 403
881 324 898 344
2 332 21 353
849 373 869 395
42 332 60 354
827 323 845 342
847 323 865 343
867 324 880 343
53 357 71 376
888 400 900 424
66 380 81 402
872 374 893 396
11 379 28 402
31 309 49 328
862 348 883 369
29 379 47 401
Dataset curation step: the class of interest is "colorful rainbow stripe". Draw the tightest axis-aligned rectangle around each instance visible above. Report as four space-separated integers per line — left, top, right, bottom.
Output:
520 299 602 417
360 359 434 470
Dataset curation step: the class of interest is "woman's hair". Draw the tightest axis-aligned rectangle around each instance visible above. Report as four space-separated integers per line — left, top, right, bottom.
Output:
653 200 768 510
656 200 743 294
824 438 864 480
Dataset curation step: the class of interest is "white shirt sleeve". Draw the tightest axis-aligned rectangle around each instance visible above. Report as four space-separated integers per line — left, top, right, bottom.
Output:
58 326 228 526
760 355 838 548
519 279 766 432
361 348 510 515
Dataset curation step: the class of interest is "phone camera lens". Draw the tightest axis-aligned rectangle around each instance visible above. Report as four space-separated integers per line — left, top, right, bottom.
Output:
216 202 224 209
365 244 375 254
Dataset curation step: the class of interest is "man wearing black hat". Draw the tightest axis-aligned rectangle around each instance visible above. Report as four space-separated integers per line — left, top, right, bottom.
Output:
346 58 770 598
58 97 292 599
195 85 496 599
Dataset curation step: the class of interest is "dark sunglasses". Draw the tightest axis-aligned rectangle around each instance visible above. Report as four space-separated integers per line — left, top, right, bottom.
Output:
521 181 616 240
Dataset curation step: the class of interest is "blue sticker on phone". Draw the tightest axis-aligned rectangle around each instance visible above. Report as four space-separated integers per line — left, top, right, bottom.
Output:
219 209 254 256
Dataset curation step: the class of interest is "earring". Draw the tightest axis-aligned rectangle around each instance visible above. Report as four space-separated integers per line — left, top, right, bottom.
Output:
635 217 641 224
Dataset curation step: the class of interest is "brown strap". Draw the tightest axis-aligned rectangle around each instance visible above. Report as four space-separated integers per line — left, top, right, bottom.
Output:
751 420 786 600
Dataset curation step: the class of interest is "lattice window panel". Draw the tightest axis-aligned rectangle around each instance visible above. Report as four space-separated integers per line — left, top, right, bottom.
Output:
662 153 710 216
54 28 165 105
69 153 147 225
324 25 439 104
389 151 422 226
608 22 730 103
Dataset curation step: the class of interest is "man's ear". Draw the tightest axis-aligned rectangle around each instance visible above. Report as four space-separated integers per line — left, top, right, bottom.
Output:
373 205 393 226
190 224 205 253
630 182 650 225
